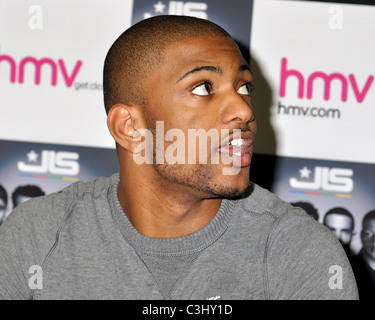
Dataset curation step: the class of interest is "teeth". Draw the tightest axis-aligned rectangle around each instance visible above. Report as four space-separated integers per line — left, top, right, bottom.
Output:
228 138 245 146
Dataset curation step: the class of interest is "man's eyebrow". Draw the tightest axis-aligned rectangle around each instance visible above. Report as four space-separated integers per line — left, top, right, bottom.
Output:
178 66 222 82
239 64 252 75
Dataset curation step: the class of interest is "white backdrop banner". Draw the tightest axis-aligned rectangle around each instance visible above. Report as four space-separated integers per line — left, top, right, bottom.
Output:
0 0 133 149
250 0 375 164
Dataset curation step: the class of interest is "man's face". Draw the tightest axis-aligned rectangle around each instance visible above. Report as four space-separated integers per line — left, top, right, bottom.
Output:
361 219 375 260
14 195 32 208
324 213 354 245
143 36 256 198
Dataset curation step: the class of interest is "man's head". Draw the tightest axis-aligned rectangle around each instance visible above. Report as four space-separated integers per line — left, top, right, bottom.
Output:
0 185 7 224
323 207 355 245
12 185 45 209
104 15 256 199
361 210 375 260
291 201 319 221
103 15 231 113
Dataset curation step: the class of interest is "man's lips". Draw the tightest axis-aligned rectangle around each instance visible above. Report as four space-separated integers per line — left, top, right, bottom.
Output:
217 131 255 167
217 131 255 153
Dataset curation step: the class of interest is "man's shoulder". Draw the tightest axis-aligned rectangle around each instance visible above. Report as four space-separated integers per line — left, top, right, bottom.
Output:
241 185 359 300
241 184 347 259
56 173 119 202
240 182 294 219
239 182 327 236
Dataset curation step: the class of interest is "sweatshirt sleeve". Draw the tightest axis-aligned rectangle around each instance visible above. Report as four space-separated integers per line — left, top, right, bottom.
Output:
0 193 67 300
0 207 34 300
264 207 359 300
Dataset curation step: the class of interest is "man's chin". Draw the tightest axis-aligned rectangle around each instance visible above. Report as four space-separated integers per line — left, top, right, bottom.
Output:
365 248 375 260
152 162 251 199
205 179 252 200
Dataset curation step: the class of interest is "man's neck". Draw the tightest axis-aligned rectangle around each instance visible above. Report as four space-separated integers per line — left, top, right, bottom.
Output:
118 167 221 238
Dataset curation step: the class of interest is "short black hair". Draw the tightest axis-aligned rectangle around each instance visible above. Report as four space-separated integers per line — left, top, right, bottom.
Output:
362 210 375 229
0 184 7 207
323 207 354 230
12 185 45 208
291 201 319 220
103 15 231 114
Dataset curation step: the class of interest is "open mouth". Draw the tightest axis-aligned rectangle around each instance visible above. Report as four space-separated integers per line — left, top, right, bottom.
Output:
217 131 255 167
224 138 245 156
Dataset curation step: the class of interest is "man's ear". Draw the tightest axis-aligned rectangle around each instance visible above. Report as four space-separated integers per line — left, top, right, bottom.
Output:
107 104 143 153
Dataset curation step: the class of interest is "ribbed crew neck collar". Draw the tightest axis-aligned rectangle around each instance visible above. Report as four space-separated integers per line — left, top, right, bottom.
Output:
108 174 239 256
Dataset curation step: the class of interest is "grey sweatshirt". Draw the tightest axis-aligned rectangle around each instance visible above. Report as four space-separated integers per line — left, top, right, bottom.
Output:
0 174 358 300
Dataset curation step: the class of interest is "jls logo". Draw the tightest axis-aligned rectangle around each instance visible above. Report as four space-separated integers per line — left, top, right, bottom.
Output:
144 1 208 19
290 166 353 193
18 150 80 176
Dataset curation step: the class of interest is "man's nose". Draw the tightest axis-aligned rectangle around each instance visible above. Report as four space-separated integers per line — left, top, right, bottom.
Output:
220 90 254 126
334 230 341 240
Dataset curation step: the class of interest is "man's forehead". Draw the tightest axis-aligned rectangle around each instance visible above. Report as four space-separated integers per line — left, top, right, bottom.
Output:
364 219 375 230
160 36 248 76
163 36 243 60
325 214 353 228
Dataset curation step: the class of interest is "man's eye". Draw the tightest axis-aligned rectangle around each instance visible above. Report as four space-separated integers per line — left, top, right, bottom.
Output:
237 83 250 95
363 230 375 239
192 83 211 96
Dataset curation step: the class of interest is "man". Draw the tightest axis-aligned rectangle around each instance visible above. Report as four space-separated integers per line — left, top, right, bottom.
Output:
323 207 355 258
291 201 319 221
11 185 45 209
351 210 375 300
0 185 7 225
0 15 358 300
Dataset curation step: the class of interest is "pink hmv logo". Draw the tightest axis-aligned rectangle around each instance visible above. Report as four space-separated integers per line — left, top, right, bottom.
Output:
0 48 82 87
279 57 374 103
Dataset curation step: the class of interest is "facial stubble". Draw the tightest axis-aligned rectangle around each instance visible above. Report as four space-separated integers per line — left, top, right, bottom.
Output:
144 111 251 199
